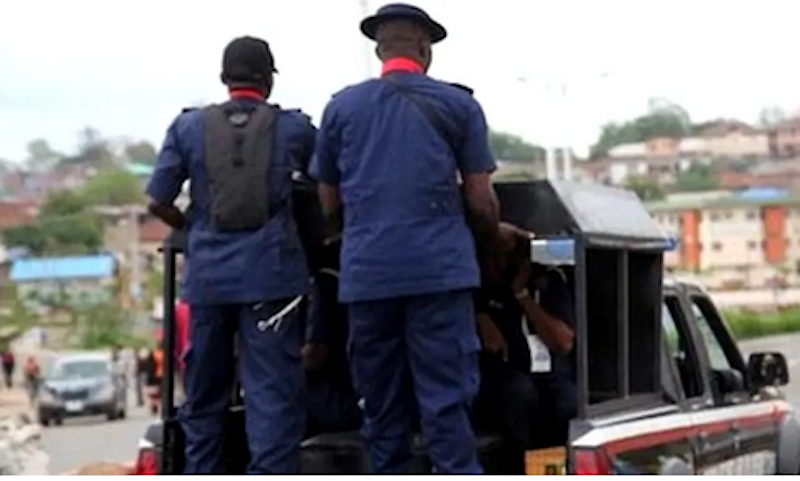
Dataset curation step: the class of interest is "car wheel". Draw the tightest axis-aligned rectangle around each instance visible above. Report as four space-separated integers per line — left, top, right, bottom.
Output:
118 409 127 420
53 417 63 426
107 409 118 421
39 416 50 427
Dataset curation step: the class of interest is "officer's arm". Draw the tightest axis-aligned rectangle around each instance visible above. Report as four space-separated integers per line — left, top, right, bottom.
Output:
317 186 342 239
518 294 575 354
303 280 331 372
310 102 343 238
517 274 575 354
458 99 500 249
146 116 189 230
290 115 327 272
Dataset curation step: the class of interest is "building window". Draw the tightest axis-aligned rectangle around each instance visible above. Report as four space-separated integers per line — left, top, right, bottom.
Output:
712 242 723 252
710 213 720 222
748 241 758 250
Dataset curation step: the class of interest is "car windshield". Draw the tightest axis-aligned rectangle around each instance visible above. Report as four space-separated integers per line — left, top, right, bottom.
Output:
49 360 110 380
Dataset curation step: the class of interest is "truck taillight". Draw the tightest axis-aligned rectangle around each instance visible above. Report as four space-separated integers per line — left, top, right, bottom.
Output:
573 448 612 475
133 448 159 475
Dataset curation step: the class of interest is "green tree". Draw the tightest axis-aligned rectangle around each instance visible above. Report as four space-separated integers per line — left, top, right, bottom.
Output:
2 225 47 255
75 303 133 350
591 122 642 159
2 216 103 256
590 101 693 159
2 190 103 256
625 178 666 201
65 126 117 167
40 215 104 255
40 191 89 218
123 141 158 165
26 138 61 170
675 164 718 192
82 169 145 206
489 130 545 162
633 112 688 140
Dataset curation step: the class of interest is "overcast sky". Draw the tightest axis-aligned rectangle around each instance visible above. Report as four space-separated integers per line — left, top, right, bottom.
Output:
2 0 799 162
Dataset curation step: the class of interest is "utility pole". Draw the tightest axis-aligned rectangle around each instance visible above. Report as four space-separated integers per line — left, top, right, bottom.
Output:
517 76 558 180
557 79 573 181
359 0 372 77
129 206 141 310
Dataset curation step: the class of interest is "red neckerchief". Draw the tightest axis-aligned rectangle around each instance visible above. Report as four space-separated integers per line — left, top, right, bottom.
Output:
381 57 424 76
229 89 264 101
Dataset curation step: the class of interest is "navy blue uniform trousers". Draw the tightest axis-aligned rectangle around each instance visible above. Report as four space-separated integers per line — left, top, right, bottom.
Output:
181 301 305 474
478 357 577 452
347 289 482 474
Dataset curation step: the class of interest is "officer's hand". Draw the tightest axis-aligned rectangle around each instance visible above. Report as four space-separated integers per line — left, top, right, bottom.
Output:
302 343 330 372
508 225 536 244
552 322 576 354
477 314 508 362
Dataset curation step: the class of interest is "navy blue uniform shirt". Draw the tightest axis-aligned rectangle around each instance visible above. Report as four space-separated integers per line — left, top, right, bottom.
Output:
475 268 575 376
310 61 496 302
147 95 316 305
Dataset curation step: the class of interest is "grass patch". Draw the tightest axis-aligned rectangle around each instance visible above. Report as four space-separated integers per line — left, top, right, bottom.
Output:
723 309 800 340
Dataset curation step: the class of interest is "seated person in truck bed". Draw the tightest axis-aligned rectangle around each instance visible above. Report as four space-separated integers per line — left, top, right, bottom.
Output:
302 256 362 438
474 223 577 458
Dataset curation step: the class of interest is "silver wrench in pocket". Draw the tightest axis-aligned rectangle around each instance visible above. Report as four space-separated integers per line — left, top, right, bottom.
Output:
254 295 304 332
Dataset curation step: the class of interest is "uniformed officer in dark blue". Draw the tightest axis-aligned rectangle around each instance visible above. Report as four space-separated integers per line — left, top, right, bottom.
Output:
302 250 362 437
310 3 501 474
146 36 315 474
475 223 577 465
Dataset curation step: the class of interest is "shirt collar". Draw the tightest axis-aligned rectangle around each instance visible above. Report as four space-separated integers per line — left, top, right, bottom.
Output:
381 57 424 77
229 89 264 101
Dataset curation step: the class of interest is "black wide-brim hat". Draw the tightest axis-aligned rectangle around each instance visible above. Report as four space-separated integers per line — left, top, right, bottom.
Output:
360 3 447 44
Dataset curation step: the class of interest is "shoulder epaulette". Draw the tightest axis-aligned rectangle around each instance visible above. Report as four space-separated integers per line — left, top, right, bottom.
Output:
449 82 474 95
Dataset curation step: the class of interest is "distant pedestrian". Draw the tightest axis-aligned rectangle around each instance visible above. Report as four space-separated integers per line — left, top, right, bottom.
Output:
1 350 15 389
135 348 149 407
141 348 161 416
23 357 41 405
111 344 129 396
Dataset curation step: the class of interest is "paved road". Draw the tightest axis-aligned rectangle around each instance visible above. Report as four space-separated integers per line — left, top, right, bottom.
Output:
39 334 800 473
42 393 154 474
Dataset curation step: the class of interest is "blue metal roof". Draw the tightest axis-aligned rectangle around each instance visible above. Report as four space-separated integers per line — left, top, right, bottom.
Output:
734 187 789 201
10 255 116 282
126 162 154 177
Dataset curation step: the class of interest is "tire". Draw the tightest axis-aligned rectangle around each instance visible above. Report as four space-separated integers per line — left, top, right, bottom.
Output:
118 409 127 420
53 417 63 426
107 409 118 421
39 416 50 427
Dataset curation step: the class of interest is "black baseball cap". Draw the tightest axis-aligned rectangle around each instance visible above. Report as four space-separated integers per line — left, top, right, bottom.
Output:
360 3 447 44
221 36 277 88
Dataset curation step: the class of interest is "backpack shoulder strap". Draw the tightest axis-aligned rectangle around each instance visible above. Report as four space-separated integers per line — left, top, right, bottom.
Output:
381 76 463 157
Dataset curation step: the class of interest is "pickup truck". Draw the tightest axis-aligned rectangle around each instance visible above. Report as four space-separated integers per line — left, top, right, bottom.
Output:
131 277 799 474
131 179 800 475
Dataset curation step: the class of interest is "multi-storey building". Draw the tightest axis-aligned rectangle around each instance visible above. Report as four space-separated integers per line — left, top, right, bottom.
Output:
649 189 800 288
771 117 800 159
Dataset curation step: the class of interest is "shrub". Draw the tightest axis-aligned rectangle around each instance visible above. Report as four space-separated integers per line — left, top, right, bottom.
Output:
723 309 800 340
